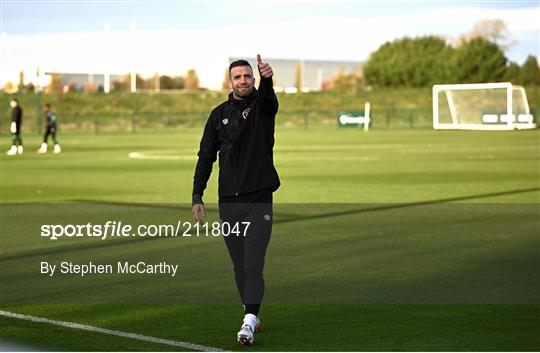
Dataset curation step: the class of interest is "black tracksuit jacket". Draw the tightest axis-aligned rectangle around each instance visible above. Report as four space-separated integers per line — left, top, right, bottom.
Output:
192 77 280 204
11 106 23 130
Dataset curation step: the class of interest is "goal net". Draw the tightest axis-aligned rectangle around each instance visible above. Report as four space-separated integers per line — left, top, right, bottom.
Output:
433 82 536 130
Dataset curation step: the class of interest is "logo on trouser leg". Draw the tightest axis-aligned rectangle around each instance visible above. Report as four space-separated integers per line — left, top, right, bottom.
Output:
264 214 271 221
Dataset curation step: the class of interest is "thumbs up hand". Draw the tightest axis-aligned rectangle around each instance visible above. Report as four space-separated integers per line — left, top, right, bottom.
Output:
257 54 273 78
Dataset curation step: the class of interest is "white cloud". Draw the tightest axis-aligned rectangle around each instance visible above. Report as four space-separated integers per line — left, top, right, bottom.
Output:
1 6 538 89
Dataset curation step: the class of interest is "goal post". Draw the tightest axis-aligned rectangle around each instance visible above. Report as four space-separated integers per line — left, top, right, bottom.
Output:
433 82 536 130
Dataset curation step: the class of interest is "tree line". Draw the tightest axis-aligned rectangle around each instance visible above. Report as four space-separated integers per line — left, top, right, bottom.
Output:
362 36 539 88
325 20 539 90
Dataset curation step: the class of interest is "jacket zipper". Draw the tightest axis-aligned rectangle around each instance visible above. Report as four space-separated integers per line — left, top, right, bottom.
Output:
226 103 243 196
227 144 239 196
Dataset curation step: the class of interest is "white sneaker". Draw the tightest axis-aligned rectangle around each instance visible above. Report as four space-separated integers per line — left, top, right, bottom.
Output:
17 145 23 155
6 145 17 155
37 143 47 154
242 306 261 332
237 324 254 346
53 144 61 154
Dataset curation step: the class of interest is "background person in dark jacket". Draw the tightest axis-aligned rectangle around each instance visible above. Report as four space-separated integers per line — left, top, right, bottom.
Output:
37 103 61 154
6 98 23 155
191 55 280 346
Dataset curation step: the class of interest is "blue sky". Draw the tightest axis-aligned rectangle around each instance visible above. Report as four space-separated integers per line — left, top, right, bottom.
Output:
3 1 538 35
1 1 538 88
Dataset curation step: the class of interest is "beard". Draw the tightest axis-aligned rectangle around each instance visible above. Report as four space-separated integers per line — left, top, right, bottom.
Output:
233 85 254 98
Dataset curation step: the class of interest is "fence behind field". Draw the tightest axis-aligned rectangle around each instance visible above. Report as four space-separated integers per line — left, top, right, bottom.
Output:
1 107 537 133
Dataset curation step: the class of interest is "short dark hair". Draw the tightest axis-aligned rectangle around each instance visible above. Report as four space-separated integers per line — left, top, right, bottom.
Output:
11 98 18 104
229 59 252 75
45 103 51 109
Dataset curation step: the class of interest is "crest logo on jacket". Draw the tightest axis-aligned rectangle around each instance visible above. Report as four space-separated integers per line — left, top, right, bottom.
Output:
222 118 229 125
242 108 251 119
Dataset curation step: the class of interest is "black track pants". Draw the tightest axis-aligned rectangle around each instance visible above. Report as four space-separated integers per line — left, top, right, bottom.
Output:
219 190 273 316
43 126 58 144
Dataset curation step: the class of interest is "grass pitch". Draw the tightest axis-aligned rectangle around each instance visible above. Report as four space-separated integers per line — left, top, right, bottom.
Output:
1 127 539 351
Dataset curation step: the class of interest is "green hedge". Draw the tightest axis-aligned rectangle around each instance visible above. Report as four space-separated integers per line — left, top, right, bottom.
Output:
2 86 538 132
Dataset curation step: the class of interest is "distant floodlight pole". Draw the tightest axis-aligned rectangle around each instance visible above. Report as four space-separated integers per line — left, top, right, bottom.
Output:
316 68 323 91
35 66 42 135
104 22 111 93
300 59 305 92
104 73 110 93
130 21 136 93
130 72 136 93
35 66 41 92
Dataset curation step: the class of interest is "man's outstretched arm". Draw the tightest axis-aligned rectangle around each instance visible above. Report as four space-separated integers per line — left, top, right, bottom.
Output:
257 54 278 117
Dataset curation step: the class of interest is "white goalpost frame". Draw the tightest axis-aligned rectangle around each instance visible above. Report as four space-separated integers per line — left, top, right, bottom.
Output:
444 90 458 125
363 102 371 132
515 85 531 115
433 82 536 130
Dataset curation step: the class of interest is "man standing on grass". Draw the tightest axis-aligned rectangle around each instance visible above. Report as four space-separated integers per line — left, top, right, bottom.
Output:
37 103 61 154
6 98 23 155
191 55 280 346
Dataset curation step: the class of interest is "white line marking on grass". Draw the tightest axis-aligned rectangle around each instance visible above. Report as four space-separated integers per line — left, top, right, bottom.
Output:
129 151 197 161
0 310 223 352
128 150 502 162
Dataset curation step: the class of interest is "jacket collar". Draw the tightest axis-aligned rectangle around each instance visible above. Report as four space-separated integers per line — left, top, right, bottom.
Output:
228 87 258 105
